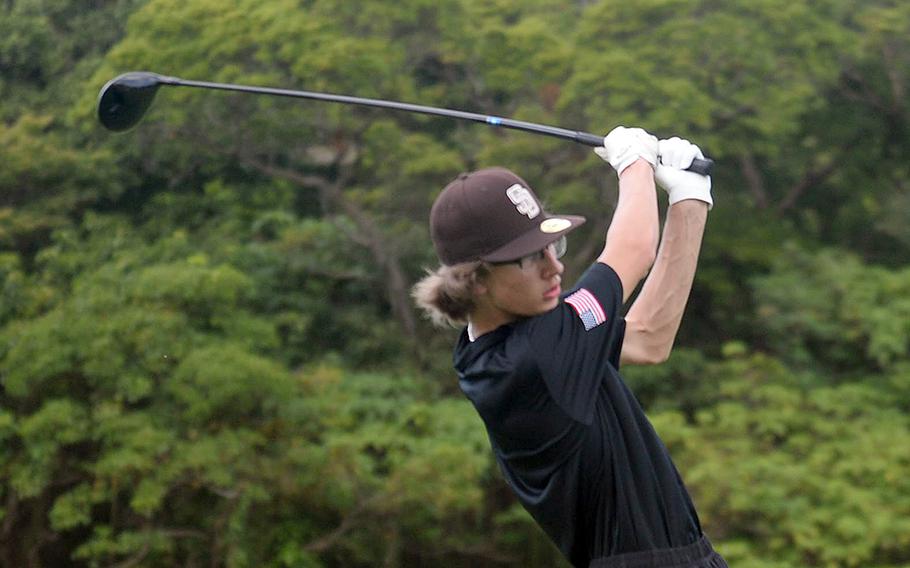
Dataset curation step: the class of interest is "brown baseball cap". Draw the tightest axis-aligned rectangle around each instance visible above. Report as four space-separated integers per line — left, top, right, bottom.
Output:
430 167 586 265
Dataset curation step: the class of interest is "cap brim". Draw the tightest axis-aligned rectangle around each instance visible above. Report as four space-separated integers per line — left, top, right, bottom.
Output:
481 214 586 263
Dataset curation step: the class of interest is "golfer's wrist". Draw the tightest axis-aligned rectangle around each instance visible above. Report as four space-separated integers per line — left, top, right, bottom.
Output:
618 159 654 179
668 187 713 210
668 196 710 211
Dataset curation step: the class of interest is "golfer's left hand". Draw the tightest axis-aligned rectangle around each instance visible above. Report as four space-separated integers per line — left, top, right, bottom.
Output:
595 126 659 175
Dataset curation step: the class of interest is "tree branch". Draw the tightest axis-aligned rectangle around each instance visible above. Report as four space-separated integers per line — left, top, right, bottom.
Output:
776 159 839 214
739 152 770 209
237 150 422 357
839 67 888 111
304 494 384 553
881 41 906 117
776 131 866 214
110 542 150 568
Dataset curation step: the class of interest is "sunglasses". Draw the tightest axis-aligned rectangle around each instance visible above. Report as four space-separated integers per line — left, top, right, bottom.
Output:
490 235 567 269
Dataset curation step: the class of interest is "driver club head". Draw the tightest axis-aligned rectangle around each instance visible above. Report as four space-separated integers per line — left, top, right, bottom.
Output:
97 72 170 131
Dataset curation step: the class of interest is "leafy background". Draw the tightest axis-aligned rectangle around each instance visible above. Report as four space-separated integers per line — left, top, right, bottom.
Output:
1 0 909 566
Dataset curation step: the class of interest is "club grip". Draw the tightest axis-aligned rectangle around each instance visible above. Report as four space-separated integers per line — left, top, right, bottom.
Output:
687 158 714 176
574 131 714 176
575 132 608 146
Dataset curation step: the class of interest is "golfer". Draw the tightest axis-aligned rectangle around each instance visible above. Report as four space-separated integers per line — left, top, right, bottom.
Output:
413 127 727 567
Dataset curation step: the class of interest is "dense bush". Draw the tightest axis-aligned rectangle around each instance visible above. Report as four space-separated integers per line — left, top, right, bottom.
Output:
1 0 908 565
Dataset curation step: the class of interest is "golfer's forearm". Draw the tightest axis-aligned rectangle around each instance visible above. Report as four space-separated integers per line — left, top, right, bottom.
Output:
611 161 660 255
621 200 707 364
598 160 660 301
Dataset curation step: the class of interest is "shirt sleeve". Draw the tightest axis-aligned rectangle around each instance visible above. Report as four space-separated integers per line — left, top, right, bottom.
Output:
525 262 626 424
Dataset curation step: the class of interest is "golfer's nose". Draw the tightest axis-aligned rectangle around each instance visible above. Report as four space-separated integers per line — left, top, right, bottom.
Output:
541 247 564 276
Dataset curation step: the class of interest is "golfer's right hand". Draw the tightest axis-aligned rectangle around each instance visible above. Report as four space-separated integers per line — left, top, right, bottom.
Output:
655 137 713 210
594 126 659 175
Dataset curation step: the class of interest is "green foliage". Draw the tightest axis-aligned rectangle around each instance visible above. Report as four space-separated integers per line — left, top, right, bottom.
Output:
655 353 910 567
1 0 908 565
0 115 120 238
754 246 910 373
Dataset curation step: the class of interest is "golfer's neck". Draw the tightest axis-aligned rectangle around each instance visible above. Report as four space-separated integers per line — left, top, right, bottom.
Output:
468 306 517 340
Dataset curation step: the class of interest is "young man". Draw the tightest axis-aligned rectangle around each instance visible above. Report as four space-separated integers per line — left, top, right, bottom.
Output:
413 127 727 568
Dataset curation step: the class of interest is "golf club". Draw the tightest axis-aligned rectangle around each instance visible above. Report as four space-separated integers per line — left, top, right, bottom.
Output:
97 71 714 175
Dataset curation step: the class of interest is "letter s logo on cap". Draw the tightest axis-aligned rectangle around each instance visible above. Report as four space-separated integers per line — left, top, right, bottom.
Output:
506 184 540 219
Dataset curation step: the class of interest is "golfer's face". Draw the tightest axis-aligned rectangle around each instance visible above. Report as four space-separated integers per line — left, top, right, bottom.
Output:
484 246 565 319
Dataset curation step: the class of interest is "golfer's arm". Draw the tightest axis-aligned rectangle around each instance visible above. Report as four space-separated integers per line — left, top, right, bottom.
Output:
597 160 660 303
620 200 708 365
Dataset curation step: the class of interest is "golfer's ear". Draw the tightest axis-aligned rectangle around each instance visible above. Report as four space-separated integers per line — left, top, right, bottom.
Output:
470 266 489 297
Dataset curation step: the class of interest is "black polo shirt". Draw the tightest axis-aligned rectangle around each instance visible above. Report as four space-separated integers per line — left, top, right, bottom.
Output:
454 263 702 567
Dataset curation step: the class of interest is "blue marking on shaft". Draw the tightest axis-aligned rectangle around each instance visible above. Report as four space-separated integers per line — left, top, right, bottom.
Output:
487 116 502 125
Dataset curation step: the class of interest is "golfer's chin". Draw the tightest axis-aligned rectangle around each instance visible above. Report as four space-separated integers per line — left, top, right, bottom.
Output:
535 295 561 314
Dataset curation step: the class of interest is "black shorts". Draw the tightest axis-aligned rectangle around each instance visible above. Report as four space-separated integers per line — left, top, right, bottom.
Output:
588 536 728 568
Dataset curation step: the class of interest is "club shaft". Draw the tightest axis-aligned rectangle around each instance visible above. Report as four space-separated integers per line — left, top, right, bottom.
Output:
152 74 714 175
167 77 598 143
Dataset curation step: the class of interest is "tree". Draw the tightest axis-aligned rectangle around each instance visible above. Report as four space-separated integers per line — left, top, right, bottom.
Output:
2 0 909 565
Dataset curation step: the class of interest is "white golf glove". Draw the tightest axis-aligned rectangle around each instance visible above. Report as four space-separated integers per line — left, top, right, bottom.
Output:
594 126 659 175
656 137 713 210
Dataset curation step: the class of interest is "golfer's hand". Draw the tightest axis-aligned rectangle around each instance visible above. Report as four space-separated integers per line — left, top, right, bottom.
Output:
656 137 713 210
594 126 659 175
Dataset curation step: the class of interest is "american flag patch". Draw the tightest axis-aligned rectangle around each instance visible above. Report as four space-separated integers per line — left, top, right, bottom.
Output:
564 288 606 331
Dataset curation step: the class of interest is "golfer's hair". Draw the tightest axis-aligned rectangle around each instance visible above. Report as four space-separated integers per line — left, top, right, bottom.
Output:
412 261 488 328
